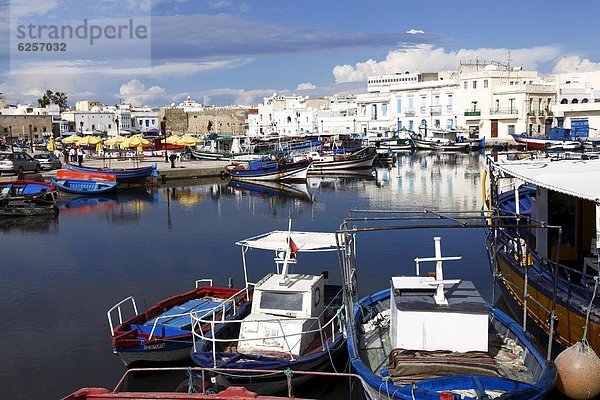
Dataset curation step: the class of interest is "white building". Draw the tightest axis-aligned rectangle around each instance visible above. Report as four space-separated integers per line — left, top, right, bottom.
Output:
62 110 116 134
551 70 600 137
248 94 325 137
131 106 159 132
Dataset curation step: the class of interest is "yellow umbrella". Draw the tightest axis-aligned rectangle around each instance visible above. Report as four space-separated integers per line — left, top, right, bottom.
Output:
165 134 181 144
46 136 56 151
104 134 127 146
62 134 81 144
120 135 150 149
176 134 202 146
76 135 102 146
96 142 103 152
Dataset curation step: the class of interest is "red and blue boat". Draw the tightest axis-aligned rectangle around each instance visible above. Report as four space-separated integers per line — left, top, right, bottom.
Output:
108 281 252 366
52 170 118 195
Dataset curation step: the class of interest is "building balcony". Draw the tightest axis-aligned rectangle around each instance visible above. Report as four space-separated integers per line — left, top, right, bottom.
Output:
464 109 481 117
419 106 427 113
430 105 442 114
527 110 537 117
446 105 453 112
404 110 415 117
489 108 518 116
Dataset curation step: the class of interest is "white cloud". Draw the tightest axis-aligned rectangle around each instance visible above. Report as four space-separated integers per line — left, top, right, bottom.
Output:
406 29 424 35
552 55 600 73
118 79 167 106
8 0 59 19
332 44 561 82
296 82 316 90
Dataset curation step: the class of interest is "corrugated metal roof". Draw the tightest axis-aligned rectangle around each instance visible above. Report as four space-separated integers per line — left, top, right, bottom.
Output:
493 157 600 202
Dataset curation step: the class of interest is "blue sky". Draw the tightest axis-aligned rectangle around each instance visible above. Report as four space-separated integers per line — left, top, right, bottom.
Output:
2 0 600 106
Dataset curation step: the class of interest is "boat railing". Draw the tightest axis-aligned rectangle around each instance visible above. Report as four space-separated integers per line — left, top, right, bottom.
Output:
146 286 249 341
489 223 599 357
195 279 213 288
107 296 138 336
190 302 344 366
86 366 369 399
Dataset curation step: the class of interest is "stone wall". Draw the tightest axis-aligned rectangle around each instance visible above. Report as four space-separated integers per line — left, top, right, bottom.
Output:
159 107 249 134
0 115 53 140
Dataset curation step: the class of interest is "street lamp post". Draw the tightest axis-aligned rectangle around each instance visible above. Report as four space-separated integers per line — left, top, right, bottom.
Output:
8 125 13 155
115 117 120 137
79 121 84 135
29 124 33 152
161 116 168 162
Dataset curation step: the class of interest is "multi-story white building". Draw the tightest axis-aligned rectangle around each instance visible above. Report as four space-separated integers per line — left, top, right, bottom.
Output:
551 70 600 138
131 106 159 132
248 94 326 137
61 110 116 134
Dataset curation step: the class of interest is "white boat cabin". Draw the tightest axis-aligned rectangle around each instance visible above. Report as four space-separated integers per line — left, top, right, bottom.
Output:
234 229 338 357
390 237 489 353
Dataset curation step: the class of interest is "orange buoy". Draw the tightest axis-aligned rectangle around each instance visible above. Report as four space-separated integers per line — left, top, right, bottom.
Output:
555 341 600 399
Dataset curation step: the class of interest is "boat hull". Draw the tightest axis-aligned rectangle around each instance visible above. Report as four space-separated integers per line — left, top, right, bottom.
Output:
309 153 376 173
412 138 471 151
229 161 310 182
0 204 58 217
52 178 118 195
191 334 346 396
65 163 156 183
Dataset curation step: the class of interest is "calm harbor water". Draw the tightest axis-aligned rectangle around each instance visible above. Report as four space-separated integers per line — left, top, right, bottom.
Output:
0 152 491 399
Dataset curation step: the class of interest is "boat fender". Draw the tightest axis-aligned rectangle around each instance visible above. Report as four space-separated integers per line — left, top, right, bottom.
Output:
555 341 600 399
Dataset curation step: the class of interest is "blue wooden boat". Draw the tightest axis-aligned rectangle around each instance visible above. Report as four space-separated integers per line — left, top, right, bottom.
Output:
65 163 157 183
227 159 311 181
337 212 557 400
0 180 58 216
52 177 118 195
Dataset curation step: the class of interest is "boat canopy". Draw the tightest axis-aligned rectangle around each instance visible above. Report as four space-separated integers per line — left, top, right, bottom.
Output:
236 230 338 252
493 157 600 202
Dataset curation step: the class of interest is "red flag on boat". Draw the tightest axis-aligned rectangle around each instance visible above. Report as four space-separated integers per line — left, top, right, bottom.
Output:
288 237 298 258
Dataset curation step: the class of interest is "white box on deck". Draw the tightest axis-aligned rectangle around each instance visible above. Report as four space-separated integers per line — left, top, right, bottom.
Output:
390 278 488 353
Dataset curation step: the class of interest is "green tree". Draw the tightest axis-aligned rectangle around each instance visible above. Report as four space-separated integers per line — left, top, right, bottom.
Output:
37 90 68 110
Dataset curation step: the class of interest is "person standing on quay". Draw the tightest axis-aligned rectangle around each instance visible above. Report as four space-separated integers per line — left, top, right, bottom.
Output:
63 147 69 164
77 147 84 166
69 147 76 163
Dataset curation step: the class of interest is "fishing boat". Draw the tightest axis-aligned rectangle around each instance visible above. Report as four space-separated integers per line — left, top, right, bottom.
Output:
227 158 311 182
52 177 118 195
55 169 118 182
510 127 585 151
304 147 377 173
0 180 58 216
484 151 600 358
374 149 397 165
108 280 252 366
337 210 557 400
189 228 346 395
411 135 471 151
66 163 157 183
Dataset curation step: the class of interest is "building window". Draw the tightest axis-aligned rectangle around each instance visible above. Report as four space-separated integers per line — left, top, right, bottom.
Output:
473 81 477 89
382 103 388 116
434 119 440 128
464 81 468 89
407 97 414 111
396 99 402 113
484 79 488 88
447 119 453 129
508 125 515 135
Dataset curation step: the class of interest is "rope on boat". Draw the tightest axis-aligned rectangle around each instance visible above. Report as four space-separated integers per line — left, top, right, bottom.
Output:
582 276 599 346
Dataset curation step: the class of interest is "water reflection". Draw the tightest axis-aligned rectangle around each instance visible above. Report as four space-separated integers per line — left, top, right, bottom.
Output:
372 152 484 210
0 215 58 234
228 180 314 203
